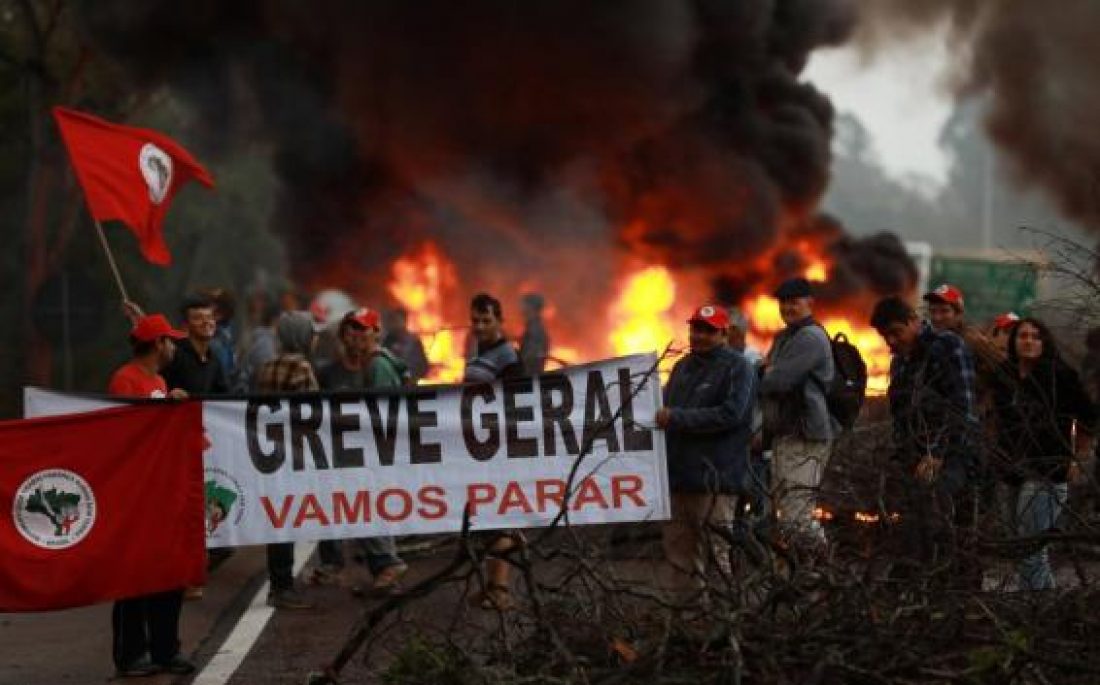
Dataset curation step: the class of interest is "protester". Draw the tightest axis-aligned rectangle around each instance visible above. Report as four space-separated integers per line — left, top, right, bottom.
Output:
240 301 281 392
758 277 835 550
382 308 430 382
202 287 238 387
255 311 321 610
989 312 1021 356
990 318 1095 590
518 292 550 375
655 305 755 589
871 296 980 586
727 306 763 367
924 284 1003 374
163 294 230 396
107 314 195 677
314 308 409 594
464 292 524 609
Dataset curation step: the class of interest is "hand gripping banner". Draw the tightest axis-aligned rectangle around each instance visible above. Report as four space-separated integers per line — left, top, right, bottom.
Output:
25 354 670 548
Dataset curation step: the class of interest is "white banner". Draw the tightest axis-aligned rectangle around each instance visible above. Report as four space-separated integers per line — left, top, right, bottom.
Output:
25 354 669 547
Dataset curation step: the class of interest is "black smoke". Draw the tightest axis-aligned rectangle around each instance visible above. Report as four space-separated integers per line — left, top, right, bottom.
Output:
76 0 917 320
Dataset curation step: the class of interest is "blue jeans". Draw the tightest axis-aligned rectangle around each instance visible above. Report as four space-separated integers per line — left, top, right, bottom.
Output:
1016 480 1067 591
317 536 403 577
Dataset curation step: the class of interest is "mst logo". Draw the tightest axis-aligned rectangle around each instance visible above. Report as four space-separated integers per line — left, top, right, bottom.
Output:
139 142 173 204
204 467 245 537
12 469 96 549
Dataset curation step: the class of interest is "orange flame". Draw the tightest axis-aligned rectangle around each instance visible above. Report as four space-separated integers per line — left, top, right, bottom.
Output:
388 243 465 383
608 266 681 369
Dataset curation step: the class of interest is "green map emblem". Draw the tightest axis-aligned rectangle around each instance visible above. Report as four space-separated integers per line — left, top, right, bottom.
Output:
12 469 96 549
204 467 245 538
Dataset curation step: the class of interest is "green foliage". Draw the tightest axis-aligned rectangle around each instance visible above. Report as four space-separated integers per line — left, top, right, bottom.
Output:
381 637 484 685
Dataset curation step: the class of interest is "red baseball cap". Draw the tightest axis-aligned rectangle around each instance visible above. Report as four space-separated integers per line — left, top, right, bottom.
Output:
344 307 381 330
687 304 730 330
131 314 186 343
993 311 1020 330
923 283 965 310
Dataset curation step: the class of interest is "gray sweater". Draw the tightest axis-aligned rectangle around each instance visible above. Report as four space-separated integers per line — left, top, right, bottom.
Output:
760 318 835 441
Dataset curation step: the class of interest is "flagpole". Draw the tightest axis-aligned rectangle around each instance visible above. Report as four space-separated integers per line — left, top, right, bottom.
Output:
93 220 131 303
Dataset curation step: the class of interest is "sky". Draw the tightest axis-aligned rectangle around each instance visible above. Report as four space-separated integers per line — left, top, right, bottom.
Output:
806 28 954 186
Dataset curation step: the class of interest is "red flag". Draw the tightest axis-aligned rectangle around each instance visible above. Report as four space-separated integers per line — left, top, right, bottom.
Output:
0 403 206 612
52 106 215 266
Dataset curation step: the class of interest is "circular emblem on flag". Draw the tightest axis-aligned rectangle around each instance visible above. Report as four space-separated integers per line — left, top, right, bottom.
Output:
11 469 96 549
204 467 245 539
139 143 173 204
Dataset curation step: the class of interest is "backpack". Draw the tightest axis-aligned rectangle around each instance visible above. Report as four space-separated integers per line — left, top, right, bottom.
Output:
822 331 867 430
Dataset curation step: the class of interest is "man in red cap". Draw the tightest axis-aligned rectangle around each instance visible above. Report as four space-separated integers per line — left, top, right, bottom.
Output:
924 283 1004 528
107 314 194 677
313 307 409 595
759 277 836 553
655 304 755 591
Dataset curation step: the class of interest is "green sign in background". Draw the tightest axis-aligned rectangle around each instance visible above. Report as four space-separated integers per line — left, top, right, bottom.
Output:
928 257 1038 325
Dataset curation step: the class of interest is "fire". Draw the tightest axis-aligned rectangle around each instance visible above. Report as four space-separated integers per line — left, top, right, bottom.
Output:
608 266 681 367
388 243 465 383
383 239 893 394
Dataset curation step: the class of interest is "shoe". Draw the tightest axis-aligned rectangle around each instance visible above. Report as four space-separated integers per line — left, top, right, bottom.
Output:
468 584 515 611
369 563 408 597
183 585 204 601
267 587 315 610
156 654 196 675
116 654 160 677
308 563 342 586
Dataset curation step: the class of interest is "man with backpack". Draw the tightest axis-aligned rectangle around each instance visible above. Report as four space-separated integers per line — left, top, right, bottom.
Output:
313 308 409 595
759 278 837 551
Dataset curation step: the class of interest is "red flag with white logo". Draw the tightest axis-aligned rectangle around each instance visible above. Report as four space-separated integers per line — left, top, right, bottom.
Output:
52 107 215 266
0 403 206 612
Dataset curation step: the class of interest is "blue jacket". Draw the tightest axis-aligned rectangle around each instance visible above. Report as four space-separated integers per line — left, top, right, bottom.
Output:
663 346 756 493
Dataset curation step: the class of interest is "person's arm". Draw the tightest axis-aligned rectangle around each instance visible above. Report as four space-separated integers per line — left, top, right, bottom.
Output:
758 329 824 395
666 357 755 434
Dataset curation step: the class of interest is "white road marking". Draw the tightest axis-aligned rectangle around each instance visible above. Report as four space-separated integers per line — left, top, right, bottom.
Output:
192 542 317 685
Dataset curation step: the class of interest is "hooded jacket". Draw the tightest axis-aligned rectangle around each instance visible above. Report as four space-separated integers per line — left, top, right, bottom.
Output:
663 345 756 493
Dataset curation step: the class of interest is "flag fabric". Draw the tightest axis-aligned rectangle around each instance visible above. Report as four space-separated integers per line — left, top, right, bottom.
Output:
0 402 206 612
52 106 215 266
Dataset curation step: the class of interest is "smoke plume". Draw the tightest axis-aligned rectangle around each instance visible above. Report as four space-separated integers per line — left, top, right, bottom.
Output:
855 0 1100 234
78 1 923 329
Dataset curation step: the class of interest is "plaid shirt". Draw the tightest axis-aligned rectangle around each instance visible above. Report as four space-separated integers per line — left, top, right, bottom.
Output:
888 322 978 470
256 353 319 393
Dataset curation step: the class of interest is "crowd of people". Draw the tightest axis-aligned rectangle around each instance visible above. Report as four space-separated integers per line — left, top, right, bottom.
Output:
660 277 1097 599
101 279 1097 677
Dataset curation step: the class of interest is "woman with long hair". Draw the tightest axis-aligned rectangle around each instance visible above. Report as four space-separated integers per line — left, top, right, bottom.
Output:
991 317 1095 590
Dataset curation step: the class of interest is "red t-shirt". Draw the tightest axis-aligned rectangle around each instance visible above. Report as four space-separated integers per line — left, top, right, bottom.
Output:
108 361 168 398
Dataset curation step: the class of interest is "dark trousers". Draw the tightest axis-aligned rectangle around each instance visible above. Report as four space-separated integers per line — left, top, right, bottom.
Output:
892 466 982 590
111 589 183 667
267 543 294 591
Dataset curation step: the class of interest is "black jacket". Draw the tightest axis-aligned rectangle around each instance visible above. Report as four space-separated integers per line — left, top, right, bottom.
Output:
663 346 755 493
991 358 1096 484
163 338 230 395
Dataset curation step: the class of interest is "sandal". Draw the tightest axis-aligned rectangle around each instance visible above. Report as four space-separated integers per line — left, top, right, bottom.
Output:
368 563 408 597
469 583 515 611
